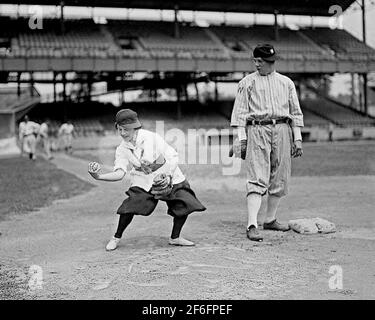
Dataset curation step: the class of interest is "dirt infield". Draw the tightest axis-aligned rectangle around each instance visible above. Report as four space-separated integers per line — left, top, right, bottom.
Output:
0 141 374 300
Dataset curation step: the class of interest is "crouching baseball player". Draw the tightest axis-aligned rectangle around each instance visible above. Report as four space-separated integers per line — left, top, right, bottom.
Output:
88 109 206 251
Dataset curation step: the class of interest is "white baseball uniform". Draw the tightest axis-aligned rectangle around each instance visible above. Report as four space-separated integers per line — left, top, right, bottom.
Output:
114 128 185 191
38 122 52 158
19 121 40 155
59 123 74 150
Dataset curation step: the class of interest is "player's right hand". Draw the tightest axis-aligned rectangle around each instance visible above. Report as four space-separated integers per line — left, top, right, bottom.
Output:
229 139 247 160
88 161 101 179
240 140 247 160
292 140 303 158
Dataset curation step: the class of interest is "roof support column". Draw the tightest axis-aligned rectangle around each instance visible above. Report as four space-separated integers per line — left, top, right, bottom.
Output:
60 1 65 35
362 0 368 114
30 72 34 97
274 10 279 41
17 72 21 98
174 5 180 39
214 80 218 102
194 81 200 102
53 72 57 102
350 73 355 108
62 72 67 102
176 85 182 120
87 72 93 102
362 0 366 43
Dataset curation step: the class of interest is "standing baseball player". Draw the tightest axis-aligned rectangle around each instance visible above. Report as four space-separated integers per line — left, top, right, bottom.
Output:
88 109 206 251
18 115 40 161
230 44 304 241
37 119 53 160
58 120 74 153
18 117 26 156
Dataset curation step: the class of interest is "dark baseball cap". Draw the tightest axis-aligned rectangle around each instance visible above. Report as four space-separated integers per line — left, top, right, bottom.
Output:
253 44 277 62
115 109 142 129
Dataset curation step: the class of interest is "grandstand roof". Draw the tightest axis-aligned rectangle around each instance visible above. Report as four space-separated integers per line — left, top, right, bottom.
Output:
0 0 356 16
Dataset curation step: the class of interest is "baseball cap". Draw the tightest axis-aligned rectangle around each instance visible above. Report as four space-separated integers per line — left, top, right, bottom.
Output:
115 109 142 129
253 44 277 62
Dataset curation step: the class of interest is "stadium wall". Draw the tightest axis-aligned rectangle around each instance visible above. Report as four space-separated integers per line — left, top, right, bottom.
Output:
1 57 374 73
0 113 20 157
0 113 15 139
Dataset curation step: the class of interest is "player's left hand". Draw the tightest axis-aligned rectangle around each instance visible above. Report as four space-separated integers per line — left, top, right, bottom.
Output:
292 140 303 158
151 173 173 199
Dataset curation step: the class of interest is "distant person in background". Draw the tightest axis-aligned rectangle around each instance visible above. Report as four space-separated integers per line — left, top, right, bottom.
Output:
18 115 40 160
58 120 75 154
328 122 334 142
37 119 53 160
18 117 26 156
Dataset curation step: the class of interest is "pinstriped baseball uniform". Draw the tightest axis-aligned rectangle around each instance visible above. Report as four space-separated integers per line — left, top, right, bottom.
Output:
231 71 304 127
231 70 304 197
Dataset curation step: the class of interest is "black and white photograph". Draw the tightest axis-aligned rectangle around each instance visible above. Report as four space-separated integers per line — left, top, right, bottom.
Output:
0 0 374 307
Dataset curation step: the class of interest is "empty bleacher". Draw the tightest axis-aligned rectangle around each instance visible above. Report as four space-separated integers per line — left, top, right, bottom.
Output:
210 25 333 60
302 97 375 127
0 17 374 63
299 107 331 127
107 20 228 59
7 18 117 58
301 27 375 61
72 119 104 137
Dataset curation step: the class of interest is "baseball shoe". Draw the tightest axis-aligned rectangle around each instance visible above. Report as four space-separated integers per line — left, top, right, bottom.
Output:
106 237 121 251
263 219 290 231
246 225 263 241
168 237 195 246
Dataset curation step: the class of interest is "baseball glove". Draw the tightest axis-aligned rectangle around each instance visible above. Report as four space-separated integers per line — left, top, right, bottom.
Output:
151 173 173 199
228 138 247 160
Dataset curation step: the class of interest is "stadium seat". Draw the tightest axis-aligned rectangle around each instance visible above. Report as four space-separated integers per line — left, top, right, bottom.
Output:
302 97 375 127
107 20 228 60
300 27 375 63
210 25 341 62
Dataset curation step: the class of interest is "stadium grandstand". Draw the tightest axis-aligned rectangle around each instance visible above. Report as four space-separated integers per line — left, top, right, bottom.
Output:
0 0 375 148
0 86 39 138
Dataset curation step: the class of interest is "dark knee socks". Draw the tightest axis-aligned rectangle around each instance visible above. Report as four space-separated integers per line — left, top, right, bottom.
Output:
115 213 188 240
114 213 134 238
171 215 188 239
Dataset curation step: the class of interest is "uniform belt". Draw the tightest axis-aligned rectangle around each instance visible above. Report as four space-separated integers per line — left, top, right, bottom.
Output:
246 118 290 126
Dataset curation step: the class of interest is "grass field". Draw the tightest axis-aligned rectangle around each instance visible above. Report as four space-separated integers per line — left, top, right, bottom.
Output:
0 157 94 220
72 141 375 179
